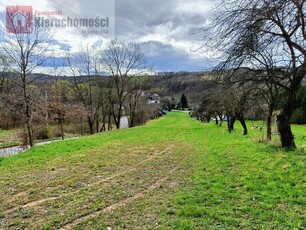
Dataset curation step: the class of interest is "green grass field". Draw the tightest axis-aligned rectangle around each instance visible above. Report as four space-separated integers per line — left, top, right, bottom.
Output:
0 112 305 229
0 129 21 148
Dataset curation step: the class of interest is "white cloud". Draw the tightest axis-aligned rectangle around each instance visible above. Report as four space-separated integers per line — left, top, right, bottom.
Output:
0 0 215 71
175 0 214 14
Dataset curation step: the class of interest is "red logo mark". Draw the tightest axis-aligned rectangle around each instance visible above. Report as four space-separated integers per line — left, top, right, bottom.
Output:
6 6 33 34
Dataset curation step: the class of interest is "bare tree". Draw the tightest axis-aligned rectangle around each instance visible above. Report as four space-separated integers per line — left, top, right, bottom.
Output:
0 56 14 129
125 77 150 127
99 87 113 132
224 82 259 135
204 0 306 148
0 16 52 146
247 48 286 141
48 59 67 140
67 45 102 134
194 82 225 124
101 39 149 129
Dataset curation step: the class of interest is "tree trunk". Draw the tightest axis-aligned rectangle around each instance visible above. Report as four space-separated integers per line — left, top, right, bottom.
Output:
130 112 135 127
227 117 232 133
88 117 94 134
113 113 120 129
266 106 273 141
25 100 34 147
100 114 106 132
108 112 112 131
129 102 135 128
96 113 99 133
277 113 296 148
227 116 236 133
59 114 65 140
114 103 122 129
215 116 219 125
26 118 33 147
238 116 247 135
276 89 299 148
23 81 34 147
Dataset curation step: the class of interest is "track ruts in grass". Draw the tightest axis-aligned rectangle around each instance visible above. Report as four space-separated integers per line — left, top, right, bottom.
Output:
2 145 174 216
59 157 184 229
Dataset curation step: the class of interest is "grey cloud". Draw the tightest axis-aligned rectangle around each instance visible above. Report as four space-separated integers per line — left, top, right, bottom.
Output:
115 0 209 38
48 0 114 18
47 0 213 71
139 41 210 71
47 0 209 41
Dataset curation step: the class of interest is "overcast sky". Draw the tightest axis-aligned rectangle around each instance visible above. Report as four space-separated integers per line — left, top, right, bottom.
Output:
0 0 215 72
115 0 215 71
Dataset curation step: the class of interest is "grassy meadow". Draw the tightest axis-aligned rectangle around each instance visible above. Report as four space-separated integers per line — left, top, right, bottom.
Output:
0 129 21 148
0 112 305 229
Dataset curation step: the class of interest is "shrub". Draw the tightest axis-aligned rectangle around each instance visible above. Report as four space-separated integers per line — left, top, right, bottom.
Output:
35 125 52 140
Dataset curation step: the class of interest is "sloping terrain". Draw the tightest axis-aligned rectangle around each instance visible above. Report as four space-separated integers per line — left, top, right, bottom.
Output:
0 113 305 229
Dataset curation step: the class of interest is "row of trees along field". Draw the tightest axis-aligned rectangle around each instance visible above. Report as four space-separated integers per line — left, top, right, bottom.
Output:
195 0 306 149
0 24 162 147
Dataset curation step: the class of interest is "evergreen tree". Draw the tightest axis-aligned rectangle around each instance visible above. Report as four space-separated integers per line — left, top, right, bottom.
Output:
180 93 188 109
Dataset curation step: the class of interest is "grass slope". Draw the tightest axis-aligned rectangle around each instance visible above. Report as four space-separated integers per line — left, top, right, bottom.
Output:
0 112 305 229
